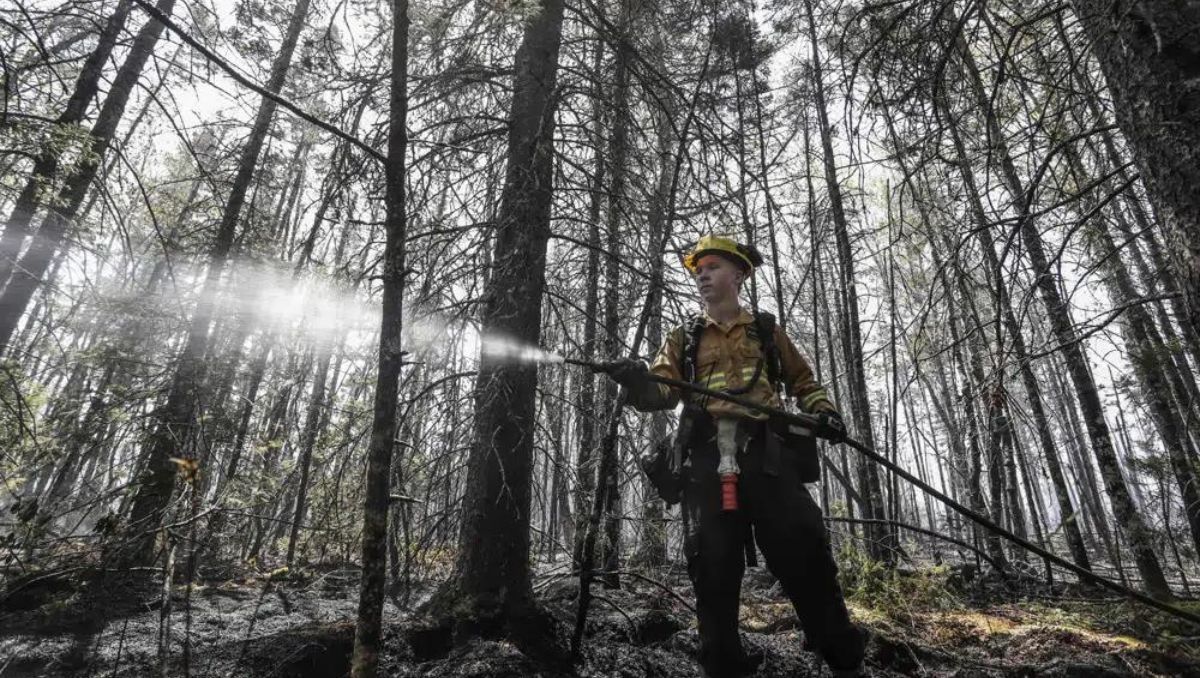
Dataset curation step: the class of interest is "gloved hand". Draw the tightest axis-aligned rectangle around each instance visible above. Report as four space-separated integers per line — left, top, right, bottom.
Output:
606 358 650 390
816 410 847 443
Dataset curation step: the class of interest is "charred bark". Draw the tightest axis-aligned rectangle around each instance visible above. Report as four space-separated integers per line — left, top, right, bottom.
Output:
425 0 566 641
349 0 409 674
1070 2 1200 335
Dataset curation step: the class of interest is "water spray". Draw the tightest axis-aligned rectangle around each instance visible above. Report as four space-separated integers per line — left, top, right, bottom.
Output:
480 334 567 365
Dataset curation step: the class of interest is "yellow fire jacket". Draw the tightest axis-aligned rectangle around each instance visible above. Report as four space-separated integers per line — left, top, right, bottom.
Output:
629 308 838 419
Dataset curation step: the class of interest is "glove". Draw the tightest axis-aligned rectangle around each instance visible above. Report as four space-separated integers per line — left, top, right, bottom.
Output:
816 410 847 443
606 358 650 390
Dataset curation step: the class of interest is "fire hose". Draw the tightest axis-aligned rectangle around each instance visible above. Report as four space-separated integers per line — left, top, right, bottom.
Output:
565 357 1200 629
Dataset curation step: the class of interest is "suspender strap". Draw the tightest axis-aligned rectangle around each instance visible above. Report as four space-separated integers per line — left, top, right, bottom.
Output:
682 315 707 403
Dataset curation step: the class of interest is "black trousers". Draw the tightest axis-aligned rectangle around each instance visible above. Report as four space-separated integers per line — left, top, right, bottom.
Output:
682 419 864 676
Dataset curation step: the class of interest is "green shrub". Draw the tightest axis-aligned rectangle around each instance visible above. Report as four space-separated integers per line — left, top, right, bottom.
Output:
837 541 960 617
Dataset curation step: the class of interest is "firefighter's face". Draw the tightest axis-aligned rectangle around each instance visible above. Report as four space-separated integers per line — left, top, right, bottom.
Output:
693 255 745 303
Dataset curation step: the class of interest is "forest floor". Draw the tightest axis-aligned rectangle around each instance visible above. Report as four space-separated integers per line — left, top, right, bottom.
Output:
3 558 1200 677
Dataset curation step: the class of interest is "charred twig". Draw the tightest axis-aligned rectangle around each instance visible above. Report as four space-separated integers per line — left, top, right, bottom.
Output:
591 593 638 641
601 569 697 615
125 0 382 163
148 506 219 535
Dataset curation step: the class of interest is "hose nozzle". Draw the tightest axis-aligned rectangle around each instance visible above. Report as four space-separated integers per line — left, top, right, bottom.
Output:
716 418 741 512
720 473 738 511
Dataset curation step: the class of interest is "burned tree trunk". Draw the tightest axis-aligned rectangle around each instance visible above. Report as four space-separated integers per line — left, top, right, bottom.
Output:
1070 2 1200 333
632 59 676 569
803 0 893 562
349 0 408 675
598 0 634 590
428 0 566 635
545 366 572 553
1081 207 1200 557
572 37 605 566
286 334 333 567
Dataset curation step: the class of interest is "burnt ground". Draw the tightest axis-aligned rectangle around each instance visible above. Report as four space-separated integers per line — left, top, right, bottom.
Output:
2 561 1199 677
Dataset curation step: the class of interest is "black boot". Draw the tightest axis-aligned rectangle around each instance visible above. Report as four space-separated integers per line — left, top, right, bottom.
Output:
698 645 763 678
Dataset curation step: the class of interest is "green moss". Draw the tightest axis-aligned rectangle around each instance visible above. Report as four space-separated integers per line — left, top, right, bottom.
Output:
836 543 960 618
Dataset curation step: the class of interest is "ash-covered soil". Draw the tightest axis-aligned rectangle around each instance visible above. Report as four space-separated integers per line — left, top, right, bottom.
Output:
2 562 1197 677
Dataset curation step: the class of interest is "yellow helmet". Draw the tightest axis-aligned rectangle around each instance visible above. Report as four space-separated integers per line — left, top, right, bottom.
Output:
682 235 764 273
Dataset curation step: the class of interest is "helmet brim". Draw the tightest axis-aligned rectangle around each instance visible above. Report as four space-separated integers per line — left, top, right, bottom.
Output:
686 249 753 273
683 242 765 273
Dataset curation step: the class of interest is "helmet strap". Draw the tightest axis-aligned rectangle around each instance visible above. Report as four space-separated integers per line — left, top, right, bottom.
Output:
749 264 760 314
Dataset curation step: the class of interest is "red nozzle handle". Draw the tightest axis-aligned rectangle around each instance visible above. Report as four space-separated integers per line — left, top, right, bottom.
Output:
721 473 738 511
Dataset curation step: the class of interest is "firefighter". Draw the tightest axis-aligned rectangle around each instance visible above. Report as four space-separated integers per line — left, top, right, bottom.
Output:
609 235 867 678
